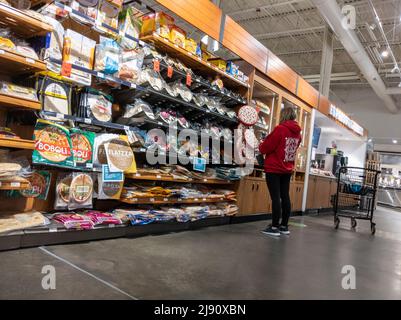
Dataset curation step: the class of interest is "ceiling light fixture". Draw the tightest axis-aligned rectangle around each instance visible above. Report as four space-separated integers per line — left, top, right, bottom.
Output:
381 49 389 58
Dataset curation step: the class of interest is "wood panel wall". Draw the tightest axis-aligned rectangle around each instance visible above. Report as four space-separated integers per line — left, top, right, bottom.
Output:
266 51 298 94
297 77 319 108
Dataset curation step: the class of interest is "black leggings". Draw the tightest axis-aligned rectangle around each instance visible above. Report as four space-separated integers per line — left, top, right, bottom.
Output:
265 173 292 228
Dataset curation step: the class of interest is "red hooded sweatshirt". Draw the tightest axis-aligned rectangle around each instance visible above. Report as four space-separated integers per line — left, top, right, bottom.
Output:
259 120 302 174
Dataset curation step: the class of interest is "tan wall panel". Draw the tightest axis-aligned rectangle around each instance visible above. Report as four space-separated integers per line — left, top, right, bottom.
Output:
155 0 222 40
318 94 331 115
297 77 319 108
266 51 298 94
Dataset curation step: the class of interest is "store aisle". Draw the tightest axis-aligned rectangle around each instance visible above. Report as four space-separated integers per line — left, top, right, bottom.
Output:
1 207 401 300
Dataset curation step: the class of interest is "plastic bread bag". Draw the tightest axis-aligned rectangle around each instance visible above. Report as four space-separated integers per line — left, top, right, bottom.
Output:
52 213 94 230
36 75 72 116
83 210 122 225
70 0 99 24
0 28 15 51
94 0 121 34
128 212 155 226
97 173 124 200
122 99 154 119
32 120 75 168
54 173 73 210
174 81 193 102
14 39 39 60
71 128 95 169
0 81 38 102
118 6 142 49
94 36 120 75
68 172 94 210
118 48 144 83
80 88 113 122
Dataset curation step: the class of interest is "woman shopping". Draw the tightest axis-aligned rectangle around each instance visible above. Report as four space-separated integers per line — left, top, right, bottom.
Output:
259 107 302 236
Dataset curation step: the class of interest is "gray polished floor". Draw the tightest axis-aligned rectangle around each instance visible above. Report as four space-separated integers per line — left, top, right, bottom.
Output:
1 206 401 299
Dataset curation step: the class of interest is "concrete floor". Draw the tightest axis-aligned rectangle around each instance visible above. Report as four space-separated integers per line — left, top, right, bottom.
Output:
1 206 401 299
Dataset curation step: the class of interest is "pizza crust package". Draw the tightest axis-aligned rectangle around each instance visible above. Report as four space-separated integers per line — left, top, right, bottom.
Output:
71 128 95 169
97 173 123 199
78 88 113 122
33 120 75 168
54 173 72 210
37 75 72 117
68 172 94 210
19 171 51 200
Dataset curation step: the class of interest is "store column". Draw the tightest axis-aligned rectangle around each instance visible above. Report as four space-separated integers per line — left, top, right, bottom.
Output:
319 26 334 97
302 108 316 212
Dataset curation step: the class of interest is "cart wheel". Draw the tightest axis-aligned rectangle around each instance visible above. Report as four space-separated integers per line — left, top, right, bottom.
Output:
351 219 357 229
371 223 376 235
334 217 340 229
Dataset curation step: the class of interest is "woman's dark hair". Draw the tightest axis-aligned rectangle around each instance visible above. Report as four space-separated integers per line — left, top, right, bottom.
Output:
280 107 297 123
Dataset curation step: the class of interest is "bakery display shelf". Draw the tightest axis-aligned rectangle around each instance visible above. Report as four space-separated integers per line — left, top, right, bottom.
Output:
141 33 250 90
254 123 269 131
144 60 246 106
0 49 47 74
125 173 234 184
0 93 41 111
52 1 147 47
0 137 35 149
133 86 238 125
0 180 30 190
0 3 52 37
120 197 230 205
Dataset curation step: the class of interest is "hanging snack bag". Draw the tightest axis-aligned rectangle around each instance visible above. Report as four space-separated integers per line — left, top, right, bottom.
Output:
79 88 113 122
104 135 136 173
33 120 75 168
68 172 94 210
118 6 142 49
169 26 186 48
95 0 121 33
62 29 96 86
118 48 145 84
94 36 120 75
54 173 73 210
71 128 95 169
19 171 51 200
37 75 72 116
140 12 174 38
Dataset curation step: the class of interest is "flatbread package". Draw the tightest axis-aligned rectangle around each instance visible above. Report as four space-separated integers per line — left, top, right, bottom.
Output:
71 128 95 169
37 76 72 117
33 120 75 168
97 173 123 199
0 211 47 234
93 133 119 168
54 173 72 210
104 136 136 173
19 171 51 200
68 172 94 210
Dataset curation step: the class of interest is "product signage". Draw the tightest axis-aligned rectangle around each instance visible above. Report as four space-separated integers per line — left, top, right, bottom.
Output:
102 165 124 182
193 157 206 172
329 104 364 136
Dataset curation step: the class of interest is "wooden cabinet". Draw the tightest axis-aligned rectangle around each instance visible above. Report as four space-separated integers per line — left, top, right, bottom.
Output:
290 181 304 212
306 175 337 210
237 177 271 216
306 176 316 209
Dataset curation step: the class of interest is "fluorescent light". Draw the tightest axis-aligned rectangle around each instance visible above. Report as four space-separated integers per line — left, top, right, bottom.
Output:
368 138 372 142
381 49 389 58
393 139 398 144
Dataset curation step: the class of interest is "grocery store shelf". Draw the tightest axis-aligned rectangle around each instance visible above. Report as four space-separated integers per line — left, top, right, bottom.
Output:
0 49 47 74
0 180 30 190
0 93 41 111
125 174 234 184
141 33 250 90
0 3 52 37
120 197 230 205
0 137 35 149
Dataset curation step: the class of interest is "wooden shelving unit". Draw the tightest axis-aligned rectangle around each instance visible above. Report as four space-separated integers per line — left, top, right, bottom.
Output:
0 180 30 190
141 33 250 89
0 93 41 111
0 49 47 74
125 174 234 185
0 137 35 149
120 197 230 205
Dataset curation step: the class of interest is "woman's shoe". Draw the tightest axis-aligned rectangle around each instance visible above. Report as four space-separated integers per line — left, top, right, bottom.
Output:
262 225 280 236
279 225 290 235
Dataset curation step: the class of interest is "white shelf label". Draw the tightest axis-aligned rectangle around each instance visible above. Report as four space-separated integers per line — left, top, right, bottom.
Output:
124 126 130 131
156 175 162 179
178 199 182 202
49 227 58 233
158 121 163 125
140 148 146 152
119 30 125 37
150 198 155 202
84 118 92 124
26 58 35 64
64 6 72 13
163 198 168 202
97 72 105 78
108 224 116 228
86 163 93 169
0 50 5 55
194 198 199 201
202 198 207 201
56 113 64 119
132 198 138 202
11 182 22 187
130 83 136 89
138 40 145 46
203 179 207 182
135 173 141 177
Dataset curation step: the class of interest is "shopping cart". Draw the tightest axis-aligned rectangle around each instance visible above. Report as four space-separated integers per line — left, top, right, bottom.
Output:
333 167 381 234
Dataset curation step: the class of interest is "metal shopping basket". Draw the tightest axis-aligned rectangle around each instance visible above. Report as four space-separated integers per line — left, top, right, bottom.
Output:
333 167 381 234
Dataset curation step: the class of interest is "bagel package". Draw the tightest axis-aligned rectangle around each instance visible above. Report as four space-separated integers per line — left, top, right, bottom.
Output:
71 128 95 169
33 120 75 168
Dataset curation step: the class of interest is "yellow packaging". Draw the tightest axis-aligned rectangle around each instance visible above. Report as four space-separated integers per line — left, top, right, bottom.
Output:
208 58 227 71
185 38 197 55
141 12 174 38
202 50 211 62
169 26 186 48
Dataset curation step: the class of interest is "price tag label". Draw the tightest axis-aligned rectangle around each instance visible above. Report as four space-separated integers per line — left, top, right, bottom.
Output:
97 72 105 79
140 148 146 152
153 59 160 72
124 126 130 131
158 121 163 126
135 173 141 177
203 179 208 182
186 73 192 86
132 198 138 202
119 30 125 37
109 224 116 228
64 6 72 13
25 58 35 64
194 198 199 201
84 118 92 124
197 57 202 61
0 49 5 55
202 198 207 201
174 44 179 48
130 83 136 89
61 61 72 77
138 40 145 46
178 198 182 202
163 198 168 202
86 163 93 169
167 65 173 78
49 227 58 233
150 198 155 202
11 182 20 188
156 175 162 179
56 113 64 119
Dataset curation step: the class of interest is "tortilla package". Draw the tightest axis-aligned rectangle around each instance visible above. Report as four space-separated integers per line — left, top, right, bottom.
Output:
33 120 75 168
71 128 95 169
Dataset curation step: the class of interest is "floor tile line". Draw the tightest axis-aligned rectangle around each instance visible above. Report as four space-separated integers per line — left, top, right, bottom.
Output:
39 246 139 300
